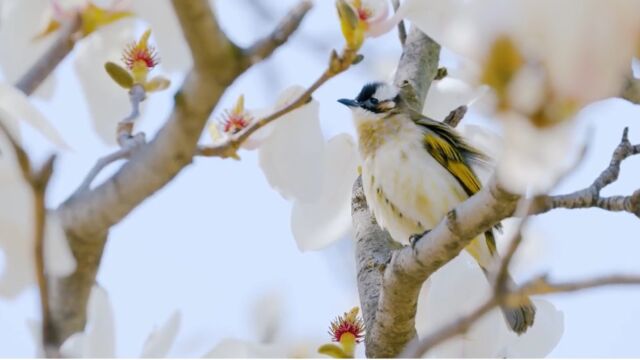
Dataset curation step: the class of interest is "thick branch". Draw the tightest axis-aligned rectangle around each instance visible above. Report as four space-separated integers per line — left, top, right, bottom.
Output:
50 0 310 346
354 26 440 358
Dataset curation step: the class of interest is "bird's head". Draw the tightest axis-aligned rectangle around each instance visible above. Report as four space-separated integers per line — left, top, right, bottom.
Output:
338 82 401 123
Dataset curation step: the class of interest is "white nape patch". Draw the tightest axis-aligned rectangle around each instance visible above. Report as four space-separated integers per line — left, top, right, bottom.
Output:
372 83 399 101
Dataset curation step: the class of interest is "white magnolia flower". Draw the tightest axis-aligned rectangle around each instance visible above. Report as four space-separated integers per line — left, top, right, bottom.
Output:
0 0 57 98
497 111 586 194
60 286 181 358
0 84 74 298
416 253 563 358
208 87 360 252
290 134 359 251
256 87 359 251
423 74 488 121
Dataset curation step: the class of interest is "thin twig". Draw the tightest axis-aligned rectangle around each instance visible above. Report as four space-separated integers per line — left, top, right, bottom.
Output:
391 0 407 46
197 48 359 158
532 127 640 217
15 14 81 96
117 84 146 148
73 148 132 195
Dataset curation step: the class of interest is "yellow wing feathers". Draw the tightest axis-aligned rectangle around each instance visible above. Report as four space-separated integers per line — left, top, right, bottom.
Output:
418 118 498 256
423 131 483 197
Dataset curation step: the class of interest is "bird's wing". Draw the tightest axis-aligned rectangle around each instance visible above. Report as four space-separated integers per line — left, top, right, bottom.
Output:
414 116 500 254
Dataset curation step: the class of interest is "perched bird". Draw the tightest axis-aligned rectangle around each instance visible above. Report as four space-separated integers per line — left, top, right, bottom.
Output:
338 82 535 334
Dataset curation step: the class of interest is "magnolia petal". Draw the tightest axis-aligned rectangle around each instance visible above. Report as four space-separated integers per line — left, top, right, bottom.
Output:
458 124 502 184
60 333 87 358
204 338 294 358
0 0 57 98
83 285 116 358
290 134 359 251
131 0 191 72
423 76 484 121
499 299 564 357
0 133 74 297
497 112 584 194
417 253 506 358
0 83 68 148
73 19 138 145
140 311 181 358
258 86 324 202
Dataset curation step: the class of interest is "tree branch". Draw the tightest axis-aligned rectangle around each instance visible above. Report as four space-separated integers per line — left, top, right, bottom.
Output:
15 14 81 96
49 0 311 347
532 127 640 217
402 274 640 358
353 26 441 358
0 122 58 356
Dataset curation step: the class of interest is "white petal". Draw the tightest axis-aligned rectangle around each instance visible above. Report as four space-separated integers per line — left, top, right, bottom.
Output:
131 0 191 72
0 83 68 148
423 76 483 121
0 131 74 297
60 333 88 358
458 124 502 184
291 134 359 251
73 19 138 145
204 338 292 358
258 86 324 202
83 285 116 358
499 299 564 358
0 133 35 297
140 311 181 358
416 254 508 357
0 0 57 98
497 112 585 194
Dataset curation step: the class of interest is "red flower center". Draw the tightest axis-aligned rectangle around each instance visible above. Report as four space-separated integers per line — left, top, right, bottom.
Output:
122 43 159 70
357 7 370 21
222 113 249 134
329 310 365 344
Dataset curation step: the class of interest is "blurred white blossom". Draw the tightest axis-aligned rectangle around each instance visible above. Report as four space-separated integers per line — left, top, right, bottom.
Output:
416 253 563 358
256 87 359 251
60 286 181 358
0 0 57 98
0 85 74 298
207 86 360 251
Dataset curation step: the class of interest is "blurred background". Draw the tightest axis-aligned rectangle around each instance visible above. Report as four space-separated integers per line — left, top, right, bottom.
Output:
1 0 640 357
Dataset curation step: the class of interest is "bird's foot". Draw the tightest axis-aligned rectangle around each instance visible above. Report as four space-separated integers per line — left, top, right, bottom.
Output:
409 229 431 248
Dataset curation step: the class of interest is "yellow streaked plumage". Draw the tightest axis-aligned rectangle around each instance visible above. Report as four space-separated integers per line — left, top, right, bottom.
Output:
339 82 535 334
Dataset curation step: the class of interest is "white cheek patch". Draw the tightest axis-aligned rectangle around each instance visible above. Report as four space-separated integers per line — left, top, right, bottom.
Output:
373 84 399 102
352 107 386 123
378 100 396 111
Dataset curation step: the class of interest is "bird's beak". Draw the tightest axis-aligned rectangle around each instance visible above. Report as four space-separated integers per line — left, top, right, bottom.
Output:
337 98 359 108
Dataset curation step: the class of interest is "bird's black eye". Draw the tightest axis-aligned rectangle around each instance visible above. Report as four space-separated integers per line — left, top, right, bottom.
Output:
369 98 379 105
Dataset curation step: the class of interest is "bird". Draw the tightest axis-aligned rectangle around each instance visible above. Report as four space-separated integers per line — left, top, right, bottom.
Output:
338 81 535 334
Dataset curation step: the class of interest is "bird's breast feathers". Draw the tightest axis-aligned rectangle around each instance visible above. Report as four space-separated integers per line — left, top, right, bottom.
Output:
361 123 468 244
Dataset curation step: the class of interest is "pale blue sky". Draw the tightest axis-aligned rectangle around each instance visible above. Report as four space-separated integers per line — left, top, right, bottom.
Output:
1 0 640 357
